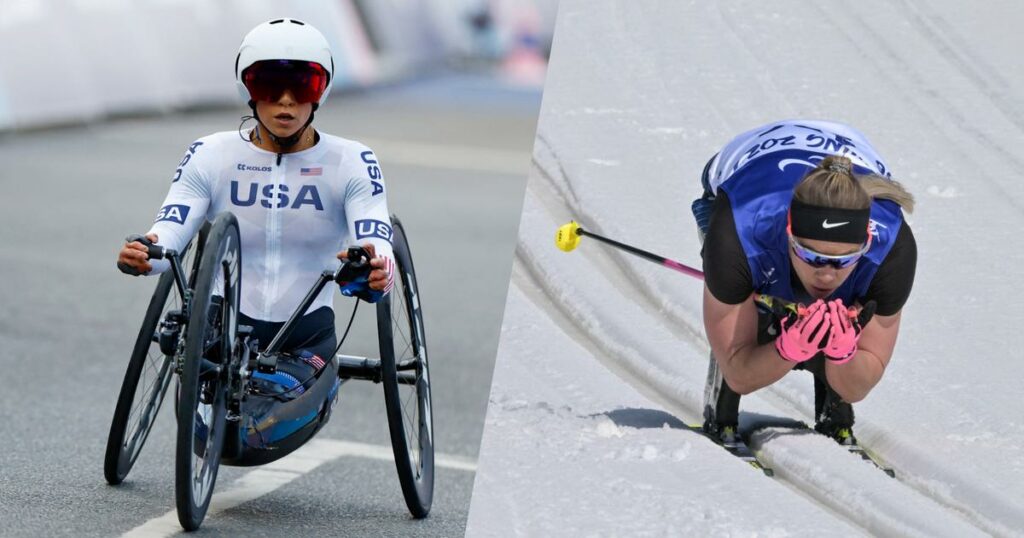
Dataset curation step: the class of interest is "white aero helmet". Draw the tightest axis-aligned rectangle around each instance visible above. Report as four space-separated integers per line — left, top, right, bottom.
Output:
235 18 335 106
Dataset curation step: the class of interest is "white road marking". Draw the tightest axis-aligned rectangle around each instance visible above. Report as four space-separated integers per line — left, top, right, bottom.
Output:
358 138 530 176
121 438 476 537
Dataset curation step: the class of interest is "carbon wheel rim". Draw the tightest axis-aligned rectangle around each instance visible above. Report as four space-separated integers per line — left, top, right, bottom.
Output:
392 266 432 479
177 218 239 529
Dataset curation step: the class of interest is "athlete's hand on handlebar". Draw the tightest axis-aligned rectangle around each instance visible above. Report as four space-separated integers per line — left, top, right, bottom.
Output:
117 233 159 276
336 243 391 291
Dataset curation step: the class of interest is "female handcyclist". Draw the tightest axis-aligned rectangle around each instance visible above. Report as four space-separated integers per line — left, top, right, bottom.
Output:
693 120 917 445
116 18 394 380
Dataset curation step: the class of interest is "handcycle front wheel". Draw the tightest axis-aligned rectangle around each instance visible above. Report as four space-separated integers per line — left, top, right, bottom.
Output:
175 213 241 531
104 233 203 486
377 216 434 518
103 267 178 485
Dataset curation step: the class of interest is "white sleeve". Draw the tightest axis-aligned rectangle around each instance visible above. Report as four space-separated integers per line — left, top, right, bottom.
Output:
344 145 395 295
145 140 212 274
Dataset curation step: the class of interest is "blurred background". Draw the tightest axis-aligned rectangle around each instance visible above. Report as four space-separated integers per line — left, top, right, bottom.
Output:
0 1 555 536
0 0 558 130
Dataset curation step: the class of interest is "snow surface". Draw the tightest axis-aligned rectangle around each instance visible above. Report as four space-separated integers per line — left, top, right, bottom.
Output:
467 1 1024 536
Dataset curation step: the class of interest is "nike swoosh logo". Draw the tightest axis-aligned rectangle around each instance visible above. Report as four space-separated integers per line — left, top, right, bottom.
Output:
822 220 849 229
778 158 818 171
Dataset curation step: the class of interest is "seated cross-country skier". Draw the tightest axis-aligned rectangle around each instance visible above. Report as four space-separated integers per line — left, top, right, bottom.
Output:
691 119 917 446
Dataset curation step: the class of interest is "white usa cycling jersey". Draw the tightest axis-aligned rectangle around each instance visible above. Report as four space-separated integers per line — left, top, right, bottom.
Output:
147 131 394 322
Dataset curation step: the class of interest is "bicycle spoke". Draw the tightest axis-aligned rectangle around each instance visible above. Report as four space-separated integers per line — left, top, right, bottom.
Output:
392 299 412 363
391 314 413 350
124 291 181 438
401 388 420 471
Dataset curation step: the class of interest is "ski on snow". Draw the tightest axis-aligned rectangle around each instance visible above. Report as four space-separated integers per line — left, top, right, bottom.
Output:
843 440 896 477
689 425 775 476
689 421 895 478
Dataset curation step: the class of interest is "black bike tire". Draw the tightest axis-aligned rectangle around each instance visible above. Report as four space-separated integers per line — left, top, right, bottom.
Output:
174 214 240 531
378 216 434 518
103 236 201 485
103 270 176 485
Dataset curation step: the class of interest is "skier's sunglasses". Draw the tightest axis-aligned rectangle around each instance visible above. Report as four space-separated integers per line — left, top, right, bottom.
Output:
788 224 871 269
242 60 329 103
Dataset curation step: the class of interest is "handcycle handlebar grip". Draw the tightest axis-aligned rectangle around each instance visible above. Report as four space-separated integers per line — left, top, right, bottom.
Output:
124 233 166 260
117 234 167 276
334 246 371 286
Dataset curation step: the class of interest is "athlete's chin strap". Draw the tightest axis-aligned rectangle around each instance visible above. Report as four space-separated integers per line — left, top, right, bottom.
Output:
247 100 318 150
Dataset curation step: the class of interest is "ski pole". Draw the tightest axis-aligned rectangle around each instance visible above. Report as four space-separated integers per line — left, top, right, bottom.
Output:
555 221 705 279
554 220 806 317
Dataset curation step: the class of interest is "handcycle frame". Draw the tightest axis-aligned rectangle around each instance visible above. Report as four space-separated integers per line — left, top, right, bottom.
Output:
104 212 433 531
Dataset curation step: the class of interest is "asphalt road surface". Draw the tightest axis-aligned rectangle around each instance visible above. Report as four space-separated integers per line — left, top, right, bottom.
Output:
0 72 539 537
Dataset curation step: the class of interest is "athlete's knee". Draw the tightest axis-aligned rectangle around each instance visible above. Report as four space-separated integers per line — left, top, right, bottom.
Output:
691 196 715 236
700 152 718 194
692 154 719 235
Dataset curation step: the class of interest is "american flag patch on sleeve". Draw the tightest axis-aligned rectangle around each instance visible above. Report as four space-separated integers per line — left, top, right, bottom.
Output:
300 167 323 176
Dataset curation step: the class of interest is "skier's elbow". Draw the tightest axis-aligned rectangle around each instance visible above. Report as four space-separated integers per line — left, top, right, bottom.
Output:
717 354 776 396
826 360 884 404
720 371 760 396
839 388 868 404
828 376 872 403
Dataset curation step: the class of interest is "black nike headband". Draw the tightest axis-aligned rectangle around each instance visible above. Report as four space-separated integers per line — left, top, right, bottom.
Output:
788 199 870 244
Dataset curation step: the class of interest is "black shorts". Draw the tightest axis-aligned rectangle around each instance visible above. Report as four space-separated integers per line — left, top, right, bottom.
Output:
240 306 337 360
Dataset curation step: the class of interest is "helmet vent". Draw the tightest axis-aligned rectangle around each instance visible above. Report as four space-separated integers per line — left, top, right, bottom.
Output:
269 19 284 24
290 20 305 25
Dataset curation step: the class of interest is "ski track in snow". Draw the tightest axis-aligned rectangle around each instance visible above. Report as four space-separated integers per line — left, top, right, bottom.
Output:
468 1 1024 536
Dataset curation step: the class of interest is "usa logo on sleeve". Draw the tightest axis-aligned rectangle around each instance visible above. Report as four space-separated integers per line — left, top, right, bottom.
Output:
355 219 393 242
155 204 190 224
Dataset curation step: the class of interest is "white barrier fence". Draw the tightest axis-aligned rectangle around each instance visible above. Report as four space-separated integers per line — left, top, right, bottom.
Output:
0 0 405 131
0 0 556 132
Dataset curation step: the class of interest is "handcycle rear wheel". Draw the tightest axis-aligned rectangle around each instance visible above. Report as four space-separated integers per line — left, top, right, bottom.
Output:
377 216 434 518
175 213 241 531
104 234 202 485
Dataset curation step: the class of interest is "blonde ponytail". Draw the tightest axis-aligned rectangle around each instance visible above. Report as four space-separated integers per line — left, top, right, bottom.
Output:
793 155 915 213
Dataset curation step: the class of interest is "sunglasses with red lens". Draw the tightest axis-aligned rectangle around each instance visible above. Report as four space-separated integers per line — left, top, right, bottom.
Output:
242 60 329 104
789 235 870 269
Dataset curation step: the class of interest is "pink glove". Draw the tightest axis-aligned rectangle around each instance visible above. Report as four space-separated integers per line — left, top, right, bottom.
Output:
823 299 877 364
823 300 858 363
775 300 831 362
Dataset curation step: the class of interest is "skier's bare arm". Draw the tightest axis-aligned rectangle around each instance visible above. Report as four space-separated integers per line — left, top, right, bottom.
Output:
703 286 797 394
825 310 901 403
